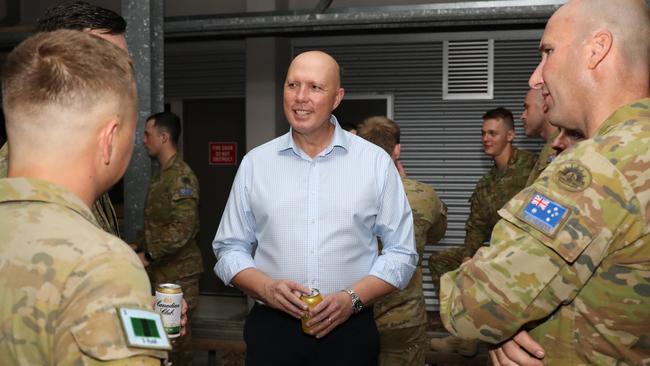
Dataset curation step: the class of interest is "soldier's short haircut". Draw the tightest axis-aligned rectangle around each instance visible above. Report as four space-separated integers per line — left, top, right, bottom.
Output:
37 1 126 34
147 112 182 146
483 107 515 131
2 29 135 130
357 116 400 156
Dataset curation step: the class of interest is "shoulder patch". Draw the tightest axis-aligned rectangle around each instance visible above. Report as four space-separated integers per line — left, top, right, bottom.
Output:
555 161 591 192
117 307 171 350
178 187 193 197
517 192 570 237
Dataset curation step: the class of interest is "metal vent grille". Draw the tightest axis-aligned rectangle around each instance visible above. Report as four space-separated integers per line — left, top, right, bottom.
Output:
443 39 494 100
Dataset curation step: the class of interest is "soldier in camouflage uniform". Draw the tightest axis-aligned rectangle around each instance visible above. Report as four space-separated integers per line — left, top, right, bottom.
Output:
0 30 166 365
521 88 559 186
358 116 448 366
0 1 125 237
429 107 535 355
441 1 650 365
134 111 202 366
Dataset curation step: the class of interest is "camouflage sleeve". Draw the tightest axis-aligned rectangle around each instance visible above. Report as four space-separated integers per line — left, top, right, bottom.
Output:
146 175 199 262
463 186 490 257
55 240 167 364
439 153 639 344
427 199 448 245
0 142 8 178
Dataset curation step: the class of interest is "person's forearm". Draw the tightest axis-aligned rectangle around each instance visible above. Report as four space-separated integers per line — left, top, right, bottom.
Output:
350 275 397 306
231 267 275 302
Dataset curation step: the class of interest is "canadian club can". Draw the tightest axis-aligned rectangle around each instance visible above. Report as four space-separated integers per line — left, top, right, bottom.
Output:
155 283 183 338
300 288 323 333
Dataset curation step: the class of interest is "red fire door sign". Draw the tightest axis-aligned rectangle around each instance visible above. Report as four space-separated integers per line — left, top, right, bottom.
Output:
209 142 237 166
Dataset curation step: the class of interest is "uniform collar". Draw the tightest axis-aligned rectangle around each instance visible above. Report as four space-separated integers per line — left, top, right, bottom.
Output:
595 98 650 137
0 177 98 226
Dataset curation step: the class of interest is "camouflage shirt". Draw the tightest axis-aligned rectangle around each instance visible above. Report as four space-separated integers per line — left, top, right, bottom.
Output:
526 131 559 186
0 143 7 178
140 153 203 284
0 177 166 365
463 147 536 257
374 177 448 330
0 142 120 237
440 99 650 365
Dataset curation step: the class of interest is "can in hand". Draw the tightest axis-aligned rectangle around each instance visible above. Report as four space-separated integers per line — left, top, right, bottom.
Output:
300 288 323 333
155 283 183 338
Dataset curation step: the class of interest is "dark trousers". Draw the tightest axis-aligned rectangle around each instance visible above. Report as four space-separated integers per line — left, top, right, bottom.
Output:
244 303 379 366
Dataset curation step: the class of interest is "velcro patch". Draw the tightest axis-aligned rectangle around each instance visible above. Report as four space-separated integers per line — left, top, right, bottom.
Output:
178 187 193 197
518 192 569 237
117 307 171 350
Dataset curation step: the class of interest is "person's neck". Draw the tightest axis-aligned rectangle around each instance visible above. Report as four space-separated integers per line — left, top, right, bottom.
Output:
493 145 513 170
292 123 335 159
541 123 559 142
8 158 98 208
157 147 177 169
584 73 649 138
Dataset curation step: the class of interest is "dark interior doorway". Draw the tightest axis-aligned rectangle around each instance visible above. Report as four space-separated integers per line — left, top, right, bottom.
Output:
183 98 246 296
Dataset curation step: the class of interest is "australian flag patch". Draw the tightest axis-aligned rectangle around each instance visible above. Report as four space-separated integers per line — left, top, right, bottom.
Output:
520 192 568 236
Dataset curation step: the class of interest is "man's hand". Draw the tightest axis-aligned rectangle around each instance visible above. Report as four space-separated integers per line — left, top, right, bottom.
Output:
261 279 310 319
489 330 545 366
151 297 188 337
306 291 354 338
179 298 188 337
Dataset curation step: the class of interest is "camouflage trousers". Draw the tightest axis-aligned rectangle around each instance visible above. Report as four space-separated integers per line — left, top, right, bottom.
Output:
378 323 427 366
165 274 200 366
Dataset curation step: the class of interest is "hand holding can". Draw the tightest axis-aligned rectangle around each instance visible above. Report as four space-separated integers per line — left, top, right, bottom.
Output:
300 288 323 334
155 283 183 338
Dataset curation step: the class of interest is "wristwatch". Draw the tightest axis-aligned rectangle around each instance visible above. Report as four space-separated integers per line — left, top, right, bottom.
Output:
344 288 364 314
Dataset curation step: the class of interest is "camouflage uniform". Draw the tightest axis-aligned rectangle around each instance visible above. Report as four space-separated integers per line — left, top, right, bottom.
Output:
0 143 7 178
374 177 447 366
0 177 166 365
440 99 650 365
138 153 202 366
429 147 536 283
0 142 120 237
526 130 559 186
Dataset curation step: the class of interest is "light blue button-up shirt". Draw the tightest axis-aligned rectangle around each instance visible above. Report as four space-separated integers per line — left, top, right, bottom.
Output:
212 116 417 295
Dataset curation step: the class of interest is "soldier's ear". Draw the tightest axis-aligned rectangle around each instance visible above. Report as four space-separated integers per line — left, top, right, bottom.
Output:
506 129 515 142
100 119 120 165
587 30 612 70
392 144 401 160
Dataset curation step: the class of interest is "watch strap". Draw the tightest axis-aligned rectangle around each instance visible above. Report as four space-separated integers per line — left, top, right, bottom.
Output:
344 288 364 314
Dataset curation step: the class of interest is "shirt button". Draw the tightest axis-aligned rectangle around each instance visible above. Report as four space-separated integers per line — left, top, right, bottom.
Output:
310 219 315 224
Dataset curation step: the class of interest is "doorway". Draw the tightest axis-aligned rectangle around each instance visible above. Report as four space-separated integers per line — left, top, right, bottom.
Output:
182 97 246 296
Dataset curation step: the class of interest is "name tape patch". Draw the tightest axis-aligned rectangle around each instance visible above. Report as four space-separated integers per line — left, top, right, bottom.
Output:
520 193 568 236
118 307 171 350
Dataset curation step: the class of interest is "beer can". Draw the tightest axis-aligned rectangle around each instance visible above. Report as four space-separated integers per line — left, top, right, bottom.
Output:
300 288 323 333
155 283 183 338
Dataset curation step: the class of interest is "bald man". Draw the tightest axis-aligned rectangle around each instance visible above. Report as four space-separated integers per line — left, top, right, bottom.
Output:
212 51 416 365
439 0 650 364
522 88 559 185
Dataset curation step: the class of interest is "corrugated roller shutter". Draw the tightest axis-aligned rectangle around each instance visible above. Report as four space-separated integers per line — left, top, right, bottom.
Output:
294 34 544 310
165 40 245 99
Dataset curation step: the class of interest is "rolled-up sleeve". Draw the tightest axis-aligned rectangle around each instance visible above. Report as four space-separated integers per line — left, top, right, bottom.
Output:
369 163 418 290
212 157 258 285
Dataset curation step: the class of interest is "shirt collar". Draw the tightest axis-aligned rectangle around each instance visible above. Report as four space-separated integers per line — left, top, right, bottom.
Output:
279 115 350 157
0 177 99 227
